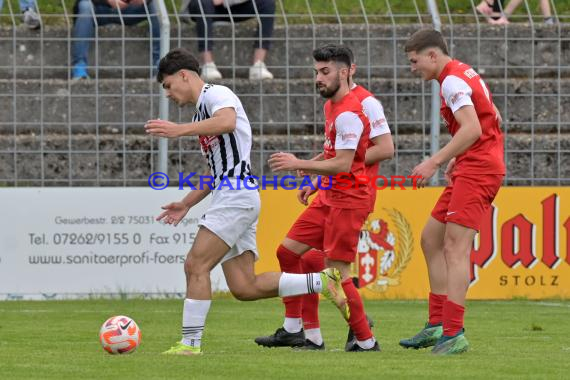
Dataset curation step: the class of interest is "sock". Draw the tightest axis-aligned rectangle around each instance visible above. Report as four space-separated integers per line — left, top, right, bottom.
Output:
304 328 323 345
301 294 321 330
278 272 323 297
428 292 447 326
277 244 303 318
341 278 373 341
356 337 376 349
181 298 211 348
442 300 465 337
301 250 327 330
283 317 302 333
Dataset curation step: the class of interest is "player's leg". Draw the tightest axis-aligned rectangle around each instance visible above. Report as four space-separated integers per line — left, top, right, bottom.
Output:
325 207 379 352
163 226 232 356
254 201 327 347
430 222 475 355
400 188 451 349
432 174 502 355
299 249 327 349
252 238 315 348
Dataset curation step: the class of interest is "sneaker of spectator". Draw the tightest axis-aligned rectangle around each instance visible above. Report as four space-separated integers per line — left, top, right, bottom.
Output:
22 7 41 29
249 60 273 80
72 62 90 81
201 62 223 81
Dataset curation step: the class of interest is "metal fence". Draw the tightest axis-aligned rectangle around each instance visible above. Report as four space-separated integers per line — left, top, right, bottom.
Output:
0 0 568 186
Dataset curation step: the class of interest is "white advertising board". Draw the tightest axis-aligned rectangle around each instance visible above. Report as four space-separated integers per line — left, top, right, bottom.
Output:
0 188 228 300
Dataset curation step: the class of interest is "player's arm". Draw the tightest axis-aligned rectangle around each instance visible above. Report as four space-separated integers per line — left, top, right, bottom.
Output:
157 170 212 226
365 134 394 165
412 75 482 186
431 105 482 166
144 108 236 138
269 111 362 175
298 149 356 175
361 96 394 165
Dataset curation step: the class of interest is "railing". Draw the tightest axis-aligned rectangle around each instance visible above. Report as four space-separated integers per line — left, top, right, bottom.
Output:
0 0 568 186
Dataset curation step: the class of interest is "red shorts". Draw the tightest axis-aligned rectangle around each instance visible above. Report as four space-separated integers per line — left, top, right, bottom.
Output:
431 174 503 231
286 198 369 263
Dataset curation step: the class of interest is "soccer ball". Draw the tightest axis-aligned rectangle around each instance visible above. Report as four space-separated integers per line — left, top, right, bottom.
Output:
99 315 141 354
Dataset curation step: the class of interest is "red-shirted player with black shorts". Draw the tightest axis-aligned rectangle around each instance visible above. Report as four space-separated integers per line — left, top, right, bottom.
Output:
399 29 504 355
265 44 380 351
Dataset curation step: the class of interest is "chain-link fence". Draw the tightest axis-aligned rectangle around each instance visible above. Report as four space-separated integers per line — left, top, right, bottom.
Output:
0 0 568 186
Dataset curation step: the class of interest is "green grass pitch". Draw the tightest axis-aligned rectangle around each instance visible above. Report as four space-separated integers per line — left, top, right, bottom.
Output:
0 298 569 379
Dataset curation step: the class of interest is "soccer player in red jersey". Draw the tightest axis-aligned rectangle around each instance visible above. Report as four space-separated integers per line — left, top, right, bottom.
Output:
293 61 394 350
263 44 380 351
399 29 505 355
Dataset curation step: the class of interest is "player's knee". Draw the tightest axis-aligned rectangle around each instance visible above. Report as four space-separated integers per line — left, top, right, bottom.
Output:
442 234 465 262
229 285 255 301
276 244 298 265
184 256 208 277
421 230 440 255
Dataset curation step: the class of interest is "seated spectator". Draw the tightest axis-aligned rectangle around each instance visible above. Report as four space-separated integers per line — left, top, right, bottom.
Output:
71 0 160 79
476 0 555 25
0 0 40 29
181 0 275 80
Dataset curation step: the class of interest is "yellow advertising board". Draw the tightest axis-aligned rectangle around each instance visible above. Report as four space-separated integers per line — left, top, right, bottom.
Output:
256 187 570 300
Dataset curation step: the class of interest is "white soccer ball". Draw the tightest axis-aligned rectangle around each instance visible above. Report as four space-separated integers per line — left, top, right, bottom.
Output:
99 315 141 354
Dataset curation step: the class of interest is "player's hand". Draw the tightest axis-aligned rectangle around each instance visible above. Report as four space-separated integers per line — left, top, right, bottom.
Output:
145 119 182 138
268 152 300 172
129 0 146 6
156 202 190 227
444 158 456 186
213 0 224 5
410 157 438 188
297 183 317 206
107 0 129 9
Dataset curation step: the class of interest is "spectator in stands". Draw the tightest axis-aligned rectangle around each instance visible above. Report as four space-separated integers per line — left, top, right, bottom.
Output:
0 0 41 29
476 0 555 25
181 0 275 80
71 0 160 80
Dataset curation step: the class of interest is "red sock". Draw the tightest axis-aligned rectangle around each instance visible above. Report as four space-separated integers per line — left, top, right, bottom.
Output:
442 300 465 336
341 278 373 341
301 250 327 329
277 244 303 318
428 292 447 325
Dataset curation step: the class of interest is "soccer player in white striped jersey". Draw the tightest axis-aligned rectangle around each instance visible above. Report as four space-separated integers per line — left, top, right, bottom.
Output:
144 48 343 356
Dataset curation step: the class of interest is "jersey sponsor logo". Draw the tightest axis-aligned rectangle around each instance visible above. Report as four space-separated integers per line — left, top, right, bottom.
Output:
371 118 387 130
339 132 358 142
450 91 465 105
353 209 413 292
199 136 218 155
463 68 479 79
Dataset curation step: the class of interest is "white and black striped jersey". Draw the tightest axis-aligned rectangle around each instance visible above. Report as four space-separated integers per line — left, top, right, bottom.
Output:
193 84 254 185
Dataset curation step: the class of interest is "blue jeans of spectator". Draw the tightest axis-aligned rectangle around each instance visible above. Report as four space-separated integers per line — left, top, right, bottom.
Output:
0 0 36 11
71 0 160 67
188 0 275 52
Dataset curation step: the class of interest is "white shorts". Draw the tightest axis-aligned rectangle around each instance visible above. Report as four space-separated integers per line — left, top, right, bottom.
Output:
198 182 260 264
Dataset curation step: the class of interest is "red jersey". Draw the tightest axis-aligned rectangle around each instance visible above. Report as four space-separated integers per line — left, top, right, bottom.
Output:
319 91 371 209
439 60 505 175
351 84 391 211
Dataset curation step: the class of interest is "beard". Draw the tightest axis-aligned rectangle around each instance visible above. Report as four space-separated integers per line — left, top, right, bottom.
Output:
316 75 341 99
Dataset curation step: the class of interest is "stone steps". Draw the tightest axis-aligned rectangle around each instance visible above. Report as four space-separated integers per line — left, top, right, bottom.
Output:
1 23 568 79
1 78 568 134
1 133 568 186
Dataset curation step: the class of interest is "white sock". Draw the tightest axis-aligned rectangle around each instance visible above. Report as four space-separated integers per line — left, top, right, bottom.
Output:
278 273 323 297
356 337 376 349
181 298 211 348
283 317 302 333
304 328 323 345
